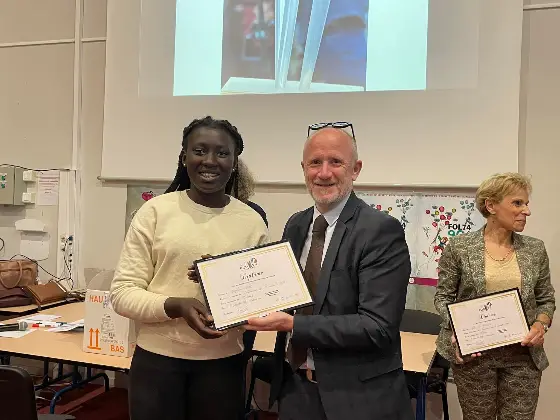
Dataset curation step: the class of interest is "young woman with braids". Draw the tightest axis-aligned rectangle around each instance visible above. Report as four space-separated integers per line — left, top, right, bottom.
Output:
110 116 269 420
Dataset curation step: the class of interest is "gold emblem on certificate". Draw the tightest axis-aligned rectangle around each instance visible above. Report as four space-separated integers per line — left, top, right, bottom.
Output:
194 241 313 330
447 288 529 356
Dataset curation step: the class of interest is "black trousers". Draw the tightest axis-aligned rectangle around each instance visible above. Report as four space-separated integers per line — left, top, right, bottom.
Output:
129 346 246 420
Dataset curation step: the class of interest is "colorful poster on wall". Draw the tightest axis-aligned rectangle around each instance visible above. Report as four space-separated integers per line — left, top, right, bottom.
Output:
358 192 419 256
357 192 485 313
415 196 483 283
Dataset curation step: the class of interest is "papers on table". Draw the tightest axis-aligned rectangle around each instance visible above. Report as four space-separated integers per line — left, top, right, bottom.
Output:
0 314 84 337
47 319 84 332
21 314 61 323
0 323 35 338
0 329 34 338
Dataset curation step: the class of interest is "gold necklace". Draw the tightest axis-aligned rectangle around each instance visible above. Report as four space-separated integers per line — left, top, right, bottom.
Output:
485 247 514 262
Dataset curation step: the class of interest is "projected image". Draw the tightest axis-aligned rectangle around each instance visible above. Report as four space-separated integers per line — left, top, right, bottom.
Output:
221 1 276 85
173 0 430 96
221 0 368 93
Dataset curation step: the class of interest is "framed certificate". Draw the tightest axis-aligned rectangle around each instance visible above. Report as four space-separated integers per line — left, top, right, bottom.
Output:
194 240 313 331
447 288 530 356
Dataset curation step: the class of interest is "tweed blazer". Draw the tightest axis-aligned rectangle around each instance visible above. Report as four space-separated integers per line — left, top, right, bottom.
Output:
434 227 556 371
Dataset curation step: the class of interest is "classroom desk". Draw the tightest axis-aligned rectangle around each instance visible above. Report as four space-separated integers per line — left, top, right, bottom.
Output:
253 330 436 374
1 303 437 418
0 298 77 319
253 330 437 420
0 302 130 413
0 302 130 371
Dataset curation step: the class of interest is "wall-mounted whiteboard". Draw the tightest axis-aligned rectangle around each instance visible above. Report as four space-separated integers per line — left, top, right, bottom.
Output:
102 0 522 186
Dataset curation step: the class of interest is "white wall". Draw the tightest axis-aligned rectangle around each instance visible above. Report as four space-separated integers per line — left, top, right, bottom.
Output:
2 1 560 418
0 0 75 281
519 5 560 418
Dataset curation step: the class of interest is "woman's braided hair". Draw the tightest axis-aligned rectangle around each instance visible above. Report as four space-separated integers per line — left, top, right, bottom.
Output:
165 116 244 196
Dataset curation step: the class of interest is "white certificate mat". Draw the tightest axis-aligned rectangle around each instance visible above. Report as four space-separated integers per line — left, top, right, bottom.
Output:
447 288 529 356
195 241 313 330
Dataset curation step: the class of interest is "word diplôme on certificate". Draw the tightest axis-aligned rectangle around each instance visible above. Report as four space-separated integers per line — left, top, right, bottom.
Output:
194 241 313 330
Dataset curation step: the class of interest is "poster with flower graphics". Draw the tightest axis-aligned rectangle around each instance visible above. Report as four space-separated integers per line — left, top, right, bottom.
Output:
125 185 167 233
356 193 485 313
357 193 419 262
414 195 485 284
357 192 423 311
357 193 417 231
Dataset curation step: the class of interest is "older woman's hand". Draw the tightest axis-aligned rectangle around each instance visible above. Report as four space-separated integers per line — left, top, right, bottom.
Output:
187 254 213 283
452 334 482 364
521 322 546 347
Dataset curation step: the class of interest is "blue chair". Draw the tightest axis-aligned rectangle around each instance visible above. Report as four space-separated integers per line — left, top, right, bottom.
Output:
400 309 450 420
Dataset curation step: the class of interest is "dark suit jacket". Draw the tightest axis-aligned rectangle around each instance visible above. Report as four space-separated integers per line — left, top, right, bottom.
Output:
434 227 556 371
269 192 412 416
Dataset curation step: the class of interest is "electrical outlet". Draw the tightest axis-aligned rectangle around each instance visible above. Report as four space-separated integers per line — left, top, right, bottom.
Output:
60 235 75 251
21 192 36 204
22 170 36 182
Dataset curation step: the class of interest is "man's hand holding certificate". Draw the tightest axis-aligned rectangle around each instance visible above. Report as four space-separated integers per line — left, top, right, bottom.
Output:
447 288 530 357
192 241 313 331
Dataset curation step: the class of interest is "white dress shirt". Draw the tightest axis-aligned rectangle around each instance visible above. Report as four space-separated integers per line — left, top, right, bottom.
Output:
293 193 350 370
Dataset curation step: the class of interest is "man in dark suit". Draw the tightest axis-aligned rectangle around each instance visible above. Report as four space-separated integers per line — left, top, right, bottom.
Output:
245 123 413 420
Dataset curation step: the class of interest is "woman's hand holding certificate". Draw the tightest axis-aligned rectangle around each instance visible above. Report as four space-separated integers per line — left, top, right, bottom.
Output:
164 297 224 339
451 333 482 364
447 288 530 357
188 254 212 283
192 241 313 331
521 322 546 347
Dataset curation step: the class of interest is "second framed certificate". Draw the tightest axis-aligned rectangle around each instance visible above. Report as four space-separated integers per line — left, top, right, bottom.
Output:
447 288 530 357
194 240 313 331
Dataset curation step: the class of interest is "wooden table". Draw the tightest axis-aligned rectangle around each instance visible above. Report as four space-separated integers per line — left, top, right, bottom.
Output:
253 330 437 420
0 302 130 370
0 302 130 413
1 302 436 374
254 330 437 374
0 298 77 318
1 303 438 418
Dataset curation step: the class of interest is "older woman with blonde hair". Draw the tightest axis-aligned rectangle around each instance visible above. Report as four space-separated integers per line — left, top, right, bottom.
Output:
434 172 555 420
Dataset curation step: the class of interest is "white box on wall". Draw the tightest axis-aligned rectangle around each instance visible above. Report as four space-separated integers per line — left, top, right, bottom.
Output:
0 165 26 206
